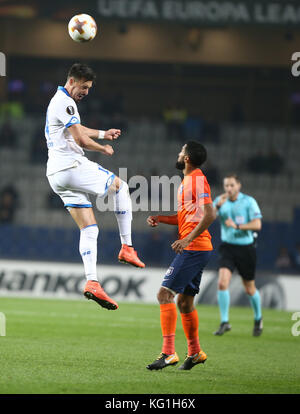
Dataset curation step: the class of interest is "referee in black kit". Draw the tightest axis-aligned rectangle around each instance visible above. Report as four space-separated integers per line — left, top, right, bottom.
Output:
213 174 263 336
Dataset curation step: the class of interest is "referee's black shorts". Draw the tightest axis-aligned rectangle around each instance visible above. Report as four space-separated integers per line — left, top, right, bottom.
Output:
218 242 257 281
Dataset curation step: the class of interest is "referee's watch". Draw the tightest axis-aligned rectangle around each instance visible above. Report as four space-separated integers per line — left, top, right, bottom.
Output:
236 224 240 229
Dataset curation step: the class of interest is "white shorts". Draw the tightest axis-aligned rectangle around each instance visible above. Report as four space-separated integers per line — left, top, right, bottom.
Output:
47 158 115 208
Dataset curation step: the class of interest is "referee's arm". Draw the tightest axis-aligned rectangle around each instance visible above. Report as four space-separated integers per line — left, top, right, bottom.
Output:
237 218 262 231
214 193 227 214
226 217 262 231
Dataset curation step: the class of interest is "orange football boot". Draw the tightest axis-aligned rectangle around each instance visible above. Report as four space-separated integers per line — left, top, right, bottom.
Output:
178 350 207 370
84 280 118 310
118 244 145 268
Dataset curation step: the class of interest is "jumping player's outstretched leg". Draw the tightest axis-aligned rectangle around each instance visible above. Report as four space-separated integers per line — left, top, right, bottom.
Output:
68 207 118 310
109 176 145 268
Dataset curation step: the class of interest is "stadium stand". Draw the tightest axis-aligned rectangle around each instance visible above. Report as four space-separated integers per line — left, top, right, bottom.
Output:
0 113 299 271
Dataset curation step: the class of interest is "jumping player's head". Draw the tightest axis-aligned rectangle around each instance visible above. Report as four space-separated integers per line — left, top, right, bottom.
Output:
223 174 241 200
176 141 207 172
65 63 96 102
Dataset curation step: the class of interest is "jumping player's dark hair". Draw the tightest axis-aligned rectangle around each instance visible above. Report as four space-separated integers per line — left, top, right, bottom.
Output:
184 141 207 167
67 63 96 83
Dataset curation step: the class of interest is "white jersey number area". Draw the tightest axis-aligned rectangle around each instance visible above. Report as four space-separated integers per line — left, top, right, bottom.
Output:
45 86 85 176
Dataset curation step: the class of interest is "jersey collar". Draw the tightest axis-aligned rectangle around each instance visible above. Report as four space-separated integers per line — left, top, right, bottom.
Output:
186 168 203 177
237 192 243 199
229 192 243 202
57 86 71 98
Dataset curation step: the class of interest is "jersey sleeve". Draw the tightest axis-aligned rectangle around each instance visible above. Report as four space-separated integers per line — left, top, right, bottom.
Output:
248 197 263 220
194 175 213 205
56 97 81 128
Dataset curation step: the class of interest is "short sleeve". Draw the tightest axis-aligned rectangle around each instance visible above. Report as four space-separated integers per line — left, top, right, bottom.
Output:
202 177 213 204
194 175 212 205
248 197 263 220
56 98 81 128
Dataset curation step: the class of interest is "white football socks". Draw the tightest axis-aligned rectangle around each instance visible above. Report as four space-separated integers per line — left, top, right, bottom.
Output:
113 181 132 246
79 224 99 281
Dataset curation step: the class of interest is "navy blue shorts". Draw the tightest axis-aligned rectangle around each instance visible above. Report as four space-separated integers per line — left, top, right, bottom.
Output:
162 250 212 296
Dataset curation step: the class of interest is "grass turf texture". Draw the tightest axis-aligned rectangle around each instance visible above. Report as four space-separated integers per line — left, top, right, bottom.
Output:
0 297 299 394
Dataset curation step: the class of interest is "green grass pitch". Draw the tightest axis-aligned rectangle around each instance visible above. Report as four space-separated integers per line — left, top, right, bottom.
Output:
0 297 299 394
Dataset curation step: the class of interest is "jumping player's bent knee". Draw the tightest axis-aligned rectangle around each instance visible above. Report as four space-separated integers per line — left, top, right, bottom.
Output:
110 176 123 193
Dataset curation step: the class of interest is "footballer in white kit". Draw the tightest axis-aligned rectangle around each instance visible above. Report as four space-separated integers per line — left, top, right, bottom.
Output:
45 63 145 311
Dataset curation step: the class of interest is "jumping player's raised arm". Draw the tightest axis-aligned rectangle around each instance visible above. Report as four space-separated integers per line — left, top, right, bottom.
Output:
80 125 121 141
68 123 115 155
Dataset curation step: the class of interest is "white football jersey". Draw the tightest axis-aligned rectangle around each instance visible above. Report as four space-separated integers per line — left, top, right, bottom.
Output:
45 86 86 176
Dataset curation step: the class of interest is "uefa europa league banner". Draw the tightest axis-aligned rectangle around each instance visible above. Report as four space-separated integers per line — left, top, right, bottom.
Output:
0 259 299 311
2 1 299 26
97 0 300 26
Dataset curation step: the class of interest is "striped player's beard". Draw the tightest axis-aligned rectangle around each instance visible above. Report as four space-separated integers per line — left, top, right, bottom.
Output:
175 161 185 170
